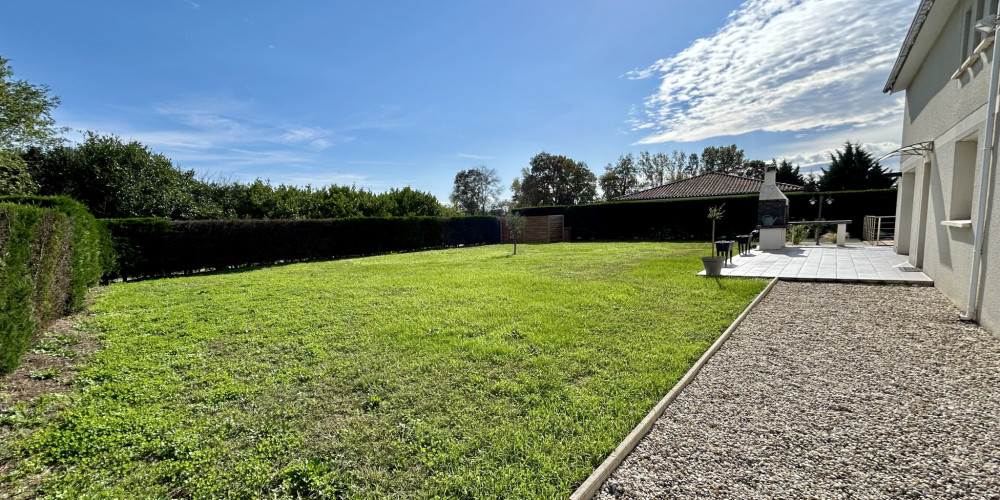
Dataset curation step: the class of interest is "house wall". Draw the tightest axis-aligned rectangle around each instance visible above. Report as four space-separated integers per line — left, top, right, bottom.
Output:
898 0 1000 332
981 169 999 333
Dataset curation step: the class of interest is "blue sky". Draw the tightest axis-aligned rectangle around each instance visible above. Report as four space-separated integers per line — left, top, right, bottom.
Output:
2 0 915 202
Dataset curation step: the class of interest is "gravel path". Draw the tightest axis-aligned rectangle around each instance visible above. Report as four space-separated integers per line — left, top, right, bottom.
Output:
594 281 1000 499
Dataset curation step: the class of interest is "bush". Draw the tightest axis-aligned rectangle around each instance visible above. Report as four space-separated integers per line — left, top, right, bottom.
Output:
787 225 809 245
0 196 109 309
101 216 500 281
517 189 897 241
0 196 107 373
0 205 63 372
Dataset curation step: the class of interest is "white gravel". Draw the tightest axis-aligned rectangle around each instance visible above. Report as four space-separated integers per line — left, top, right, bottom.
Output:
594 281 1000 499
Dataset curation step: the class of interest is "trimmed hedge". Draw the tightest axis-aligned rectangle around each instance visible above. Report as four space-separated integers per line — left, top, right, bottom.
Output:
0 196 107 373
0 196 109 310
0 206 66 372
101 216 500 281
518 189 898 241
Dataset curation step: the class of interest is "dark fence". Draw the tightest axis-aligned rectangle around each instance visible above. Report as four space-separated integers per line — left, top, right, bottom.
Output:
101 216 500 281
517 189 897 241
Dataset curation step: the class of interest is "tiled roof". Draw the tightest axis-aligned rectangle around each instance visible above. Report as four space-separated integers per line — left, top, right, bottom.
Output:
616 173 805 201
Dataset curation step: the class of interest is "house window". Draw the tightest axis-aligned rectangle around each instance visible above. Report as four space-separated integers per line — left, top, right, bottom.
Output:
974 0 987 47
956 0 1000 76
950 140 977 221
963 7 973 63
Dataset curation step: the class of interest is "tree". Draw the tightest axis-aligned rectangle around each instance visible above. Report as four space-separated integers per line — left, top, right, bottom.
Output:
0 150 36 195
0 56 66 195
510 152 597 207
818 141 895 191
739 159 769 179
599 154 640 200
707 204 725 251
450 166 501 215
686 153 700 176
505 211 526 255
700 145 745 175
740 158 807 184
24 133 196 218
383 186 444 217
668 150 689 182
774 159 807 186
0 56 65 152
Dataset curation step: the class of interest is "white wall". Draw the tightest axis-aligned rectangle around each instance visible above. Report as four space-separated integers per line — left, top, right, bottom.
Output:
899 0 1000 332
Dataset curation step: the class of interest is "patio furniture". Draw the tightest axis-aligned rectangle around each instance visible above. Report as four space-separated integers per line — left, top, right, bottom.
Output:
715 240 736 263
735 233 752 255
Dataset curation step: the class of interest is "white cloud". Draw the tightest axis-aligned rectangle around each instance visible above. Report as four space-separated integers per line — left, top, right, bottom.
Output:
58 96 360 177
630 0 914 144
768 121 905 174
456 153 494 160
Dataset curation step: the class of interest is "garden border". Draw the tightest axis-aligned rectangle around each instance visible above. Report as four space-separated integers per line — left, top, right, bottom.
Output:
569 276 781 500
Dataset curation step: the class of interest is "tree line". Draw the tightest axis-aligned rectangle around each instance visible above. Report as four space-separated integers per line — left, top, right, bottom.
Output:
0 56 447 219
3 55 894 220
451 143 894 214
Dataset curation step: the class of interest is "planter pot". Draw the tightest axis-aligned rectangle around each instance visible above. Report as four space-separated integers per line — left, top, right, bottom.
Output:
702 256 726 277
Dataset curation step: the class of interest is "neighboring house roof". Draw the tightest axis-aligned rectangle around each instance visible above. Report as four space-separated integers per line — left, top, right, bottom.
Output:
884 0 948 93
616 173 805 201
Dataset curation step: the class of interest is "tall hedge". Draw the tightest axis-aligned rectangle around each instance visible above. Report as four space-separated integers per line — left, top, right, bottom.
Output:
0 206 64 372
101 216 500 281
0 196 109 310
518 189 898 241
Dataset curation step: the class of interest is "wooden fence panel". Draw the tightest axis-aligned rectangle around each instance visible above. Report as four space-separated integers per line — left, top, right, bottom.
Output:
500 215 567 244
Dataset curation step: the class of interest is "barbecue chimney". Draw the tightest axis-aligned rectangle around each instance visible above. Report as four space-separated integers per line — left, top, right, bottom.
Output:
757 165 788 250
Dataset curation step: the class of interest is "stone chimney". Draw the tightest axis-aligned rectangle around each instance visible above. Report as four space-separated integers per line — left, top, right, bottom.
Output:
757 165 788 250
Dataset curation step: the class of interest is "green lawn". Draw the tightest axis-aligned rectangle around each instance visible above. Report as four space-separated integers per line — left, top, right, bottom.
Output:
0 242 766 498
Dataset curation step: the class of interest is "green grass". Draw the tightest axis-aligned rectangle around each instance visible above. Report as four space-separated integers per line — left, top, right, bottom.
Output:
0 242 766 498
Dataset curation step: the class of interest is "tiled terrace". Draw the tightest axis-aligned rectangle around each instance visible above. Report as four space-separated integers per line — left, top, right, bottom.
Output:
697 244 933 285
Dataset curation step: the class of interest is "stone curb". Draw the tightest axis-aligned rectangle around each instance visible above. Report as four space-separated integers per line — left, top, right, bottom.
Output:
569 276 781 500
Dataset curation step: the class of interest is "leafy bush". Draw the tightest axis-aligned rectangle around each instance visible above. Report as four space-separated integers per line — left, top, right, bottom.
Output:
101 216 500 281
787 225 809 245
0 196 107 373
518 189 897 241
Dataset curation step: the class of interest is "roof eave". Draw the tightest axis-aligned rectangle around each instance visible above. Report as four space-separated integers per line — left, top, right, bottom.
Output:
884 0 937 94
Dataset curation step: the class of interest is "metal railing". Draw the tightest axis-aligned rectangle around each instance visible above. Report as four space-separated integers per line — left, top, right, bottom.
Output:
863 215 895 246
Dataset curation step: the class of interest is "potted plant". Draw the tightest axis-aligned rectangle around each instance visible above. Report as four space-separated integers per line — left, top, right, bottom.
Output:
702 204 726 276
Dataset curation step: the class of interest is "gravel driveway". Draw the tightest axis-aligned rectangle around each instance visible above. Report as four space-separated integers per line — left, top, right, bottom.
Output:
594 281 1000 499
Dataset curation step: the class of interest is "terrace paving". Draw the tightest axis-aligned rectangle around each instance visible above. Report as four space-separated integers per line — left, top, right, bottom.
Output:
697 244 933 285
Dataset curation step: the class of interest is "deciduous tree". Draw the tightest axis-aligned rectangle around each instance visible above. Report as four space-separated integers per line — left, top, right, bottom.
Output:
700 145 745 175
450 166 501 215
0 56 66 195
24 133 195 218
599 154 639 200
0 56 65 151
510 152 597 207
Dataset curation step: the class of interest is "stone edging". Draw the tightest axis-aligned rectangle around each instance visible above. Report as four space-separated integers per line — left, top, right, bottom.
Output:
569 277 781 500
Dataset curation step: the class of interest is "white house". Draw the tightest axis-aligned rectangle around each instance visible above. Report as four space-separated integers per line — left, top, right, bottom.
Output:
884 0 1000 334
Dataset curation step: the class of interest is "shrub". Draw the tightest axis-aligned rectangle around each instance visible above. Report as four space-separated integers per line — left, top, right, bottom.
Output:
787 225 809 245
0 196 107 374
101 216 500 281
0 196 109 309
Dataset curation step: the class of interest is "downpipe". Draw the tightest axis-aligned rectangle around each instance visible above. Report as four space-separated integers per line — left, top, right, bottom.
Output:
961 19 1000 321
